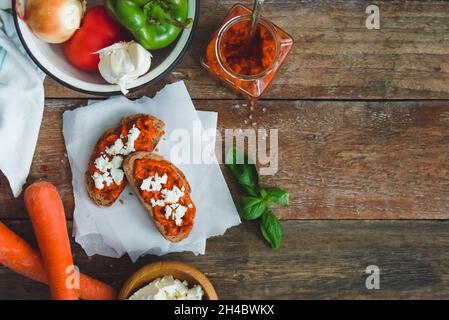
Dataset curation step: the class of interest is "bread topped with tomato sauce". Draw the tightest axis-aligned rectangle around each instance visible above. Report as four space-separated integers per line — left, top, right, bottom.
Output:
123 152 196 243
86 114 165 207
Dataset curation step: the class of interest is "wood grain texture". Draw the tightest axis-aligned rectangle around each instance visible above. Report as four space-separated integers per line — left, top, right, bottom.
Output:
3 0 449 300
1 99 449 219
43 0 449 100
2 219 449 299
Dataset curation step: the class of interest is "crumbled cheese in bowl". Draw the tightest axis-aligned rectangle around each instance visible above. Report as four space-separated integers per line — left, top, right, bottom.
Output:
128 275 204 300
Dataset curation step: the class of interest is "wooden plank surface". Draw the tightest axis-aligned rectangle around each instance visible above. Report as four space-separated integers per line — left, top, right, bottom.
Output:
3 0 449 300
43 0 449 100
1 99 449 220
2 219 449 299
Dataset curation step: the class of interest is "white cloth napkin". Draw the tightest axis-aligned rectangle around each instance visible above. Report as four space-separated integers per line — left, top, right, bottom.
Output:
63 81 240 261
0 2 45 197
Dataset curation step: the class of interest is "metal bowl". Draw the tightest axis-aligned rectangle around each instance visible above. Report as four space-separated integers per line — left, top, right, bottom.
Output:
12 0 199 95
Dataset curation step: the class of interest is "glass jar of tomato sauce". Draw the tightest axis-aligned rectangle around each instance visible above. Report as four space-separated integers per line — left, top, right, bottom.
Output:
201 4 294 100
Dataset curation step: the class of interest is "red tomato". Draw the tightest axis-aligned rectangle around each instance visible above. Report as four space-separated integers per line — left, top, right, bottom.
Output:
64 6 128 72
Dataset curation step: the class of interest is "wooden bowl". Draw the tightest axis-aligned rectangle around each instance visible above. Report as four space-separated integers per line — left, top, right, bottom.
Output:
118 261 218 300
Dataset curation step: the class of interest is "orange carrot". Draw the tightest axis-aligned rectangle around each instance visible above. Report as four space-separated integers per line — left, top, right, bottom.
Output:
0 221 116 299
0 221 47 283
24 181 79 300
77 273 116 300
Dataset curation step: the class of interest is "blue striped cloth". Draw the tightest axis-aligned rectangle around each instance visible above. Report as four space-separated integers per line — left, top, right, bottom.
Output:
0 5 45 198
0 46 7 72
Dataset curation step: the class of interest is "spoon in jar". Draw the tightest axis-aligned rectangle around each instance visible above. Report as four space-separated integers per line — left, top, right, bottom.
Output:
248 0 265 43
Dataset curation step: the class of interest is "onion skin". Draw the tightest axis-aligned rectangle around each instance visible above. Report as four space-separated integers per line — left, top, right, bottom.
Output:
24 0 86 44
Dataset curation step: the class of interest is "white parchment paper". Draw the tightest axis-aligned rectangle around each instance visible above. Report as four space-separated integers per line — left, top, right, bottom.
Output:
63 81 240 261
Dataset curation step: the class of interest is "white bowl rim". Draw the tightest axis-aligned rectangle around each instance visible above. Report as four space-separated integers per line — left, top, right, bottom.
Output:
11 0 200 96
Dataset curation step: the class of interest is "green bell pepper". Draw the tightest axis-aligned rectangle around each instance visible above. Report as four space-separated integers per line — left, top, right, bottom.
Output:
105 0 191 50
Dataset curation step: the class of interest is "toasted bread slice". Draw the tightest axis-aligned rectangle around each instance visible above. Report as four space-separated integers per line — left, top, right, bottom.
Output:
86 114 165 207
123 151 195 242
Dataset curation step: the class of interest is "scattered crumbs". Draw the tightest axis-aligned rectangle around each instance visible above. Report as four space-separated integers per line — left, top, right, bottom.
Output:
250 105 254 111
242 103 248 107
234 104 239 109
248 114 253 120
60 159 64 164
252 122 257 126
244 119 248 125
109 264 114 268
119 199 124 204
238 128 243 133
262 107 266 113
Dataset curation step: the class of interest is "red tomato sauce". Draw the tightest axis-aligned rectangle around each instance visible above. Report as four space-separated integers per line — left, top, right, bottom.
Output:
133 159 195 237
219 20 277 76
87 116 161 202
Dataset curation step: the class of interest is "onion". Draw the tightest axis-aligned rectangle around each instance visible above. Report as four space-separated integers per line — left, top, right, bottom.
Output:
22 0 86 44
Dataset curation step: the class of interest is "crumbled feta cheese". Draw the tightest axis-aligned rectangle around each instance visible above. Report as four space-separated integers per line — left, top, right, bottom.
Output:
161 186 184 204
92 172 104 189
164 205 173 220
123 125 140 155
140 173 168 192
186 285 204 300
105 125 140 156
128 275 203 300
105 138 124 156
111 155 123 168
103 174 113 187
188 203 193 209
92 172 113 189
141 178 151 192
111 167 124 185
173 204 187 226
92 124 141 189
164 203 188 226
150 198 166 207
92 155 124 189
140 173 191 226
110 155 125 185
94 155 111 172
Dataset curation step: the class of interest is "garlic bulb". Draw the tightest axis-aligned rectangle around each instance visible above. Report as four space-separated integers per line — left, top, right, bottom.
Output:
97 41 152 95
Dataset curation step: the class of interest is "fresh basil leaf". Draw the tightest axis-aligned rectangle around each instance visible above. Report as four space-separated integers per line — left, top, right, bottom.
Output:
260 210 282 249
240 196 266 220
263 187 289 206
225 148 260 196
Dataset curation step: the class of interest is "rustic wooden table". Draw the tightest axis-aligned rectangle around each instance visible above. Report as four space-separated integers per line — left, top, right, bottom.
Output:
1 0 449 299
